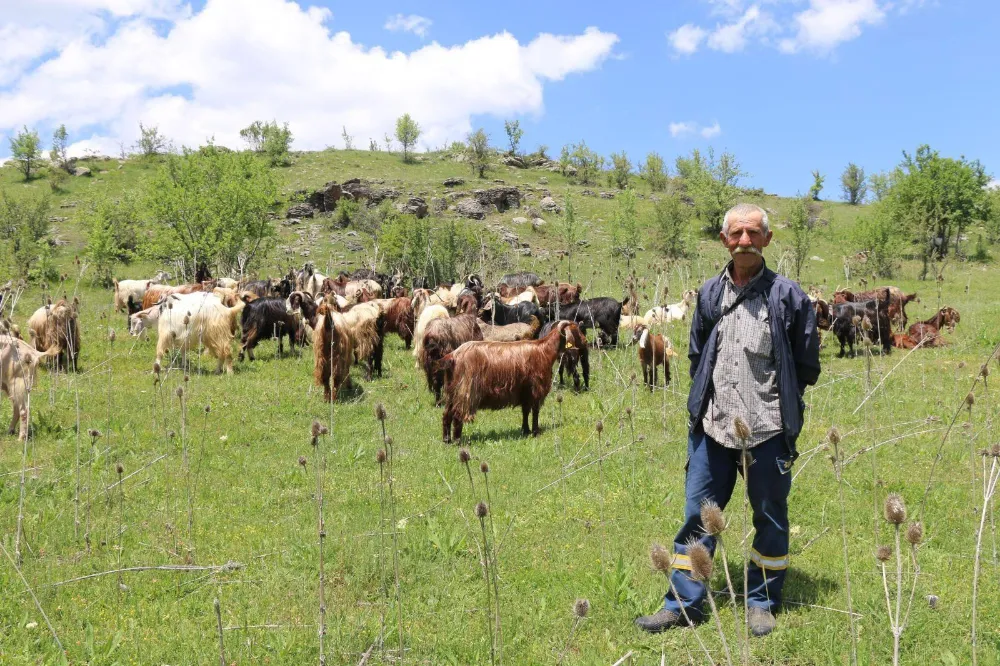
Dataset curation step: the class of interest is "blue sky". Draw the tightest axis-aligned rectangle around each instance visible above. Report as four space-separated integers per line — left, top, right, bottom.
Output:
1 0 996 196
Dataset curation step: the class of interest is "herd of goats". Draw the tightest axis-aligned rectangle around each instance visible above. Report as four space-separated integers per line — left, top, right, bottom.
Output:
0 262 962 444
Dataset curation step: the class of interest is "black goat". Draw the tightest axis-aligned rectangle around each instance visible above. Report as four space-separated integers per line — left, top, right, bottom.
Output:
239 296 300 361
545 296 628 347
831 295 892 358
480 293 545 326
272 278 293 299
540 320 590 390
242 279 273 298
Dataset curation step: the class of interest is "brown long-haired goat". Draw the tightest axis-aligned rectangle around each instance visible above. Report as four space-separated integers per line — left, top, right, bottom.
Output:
439 320 581 443
370 297 415 349
419 314 483 404
313 303 354 402
633 324 676 391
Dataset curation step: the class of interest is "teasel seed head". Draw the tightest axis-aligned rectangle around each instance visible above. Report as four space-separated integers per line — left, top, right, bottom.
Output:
827 426 842 447
958 361 966 370
981 364 990 378
700 500 726 536
376 449 386 465
556 393 563 404
595 420 603 434
927 594 938 609
175 386 184 399
183 314 190 326
375 403 386 421
311 420 321 438
884 493 907 525
861 316 872 332
88 428 102 439
573 598 590 619
733 416 751 441
383 435 393 448
458 448 471 464
183 374 189 383
906 521 923 546
108 328 116 343
876 545 892 562
686 539 714 581
116 463 124 475
991 444 1000 458
480 461 490 474
204 404 211 414
153 360 161 375
298 456 308 467
965 392 975 408
650 544 672 573
167 430 175 439
851 315 861 327
625 406 632 416
475 501 489 519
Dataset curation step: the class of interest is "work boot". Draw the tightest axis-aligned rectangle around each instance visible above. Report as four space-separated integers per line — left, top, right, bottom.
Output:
747 607 777 637
634 609 688 633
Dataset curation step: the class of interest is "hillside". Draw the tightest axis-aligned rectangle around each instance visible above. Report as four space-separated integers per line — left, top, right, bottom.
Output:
2 149 1000 665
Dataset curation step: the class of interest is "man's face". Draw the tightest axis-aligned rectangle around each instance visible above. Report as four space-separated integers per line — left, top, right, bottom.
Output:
720 211 772 267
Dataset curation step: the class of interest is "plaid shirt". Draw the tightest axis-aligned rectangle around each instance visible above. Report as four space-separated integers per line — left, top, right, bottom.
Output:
701 264 784 448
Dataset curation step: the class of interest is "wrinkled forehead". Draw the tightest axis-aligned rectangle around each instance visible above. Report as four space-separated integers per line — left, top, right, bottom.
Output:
727 211 765 233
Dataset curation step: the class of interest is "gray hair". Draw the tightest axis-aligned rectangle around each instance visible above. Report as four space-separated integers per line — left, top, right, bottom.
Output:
722 203 769 235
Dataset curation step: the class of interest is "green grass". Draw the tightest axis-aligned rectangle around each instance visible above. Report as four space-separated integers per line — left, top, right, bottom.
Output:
2 150 1000 665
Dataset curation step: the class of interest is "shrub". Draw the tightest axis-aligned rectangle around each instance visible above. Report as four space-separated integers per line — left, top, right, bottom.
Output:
809 170 824 201
852 203 903 278
334 198 361 228
653 195 692 259
0 189 51 278
395 113 421 162
83 190 142 286
841 163 867 205
786 196 813 280
608 151 632 190
610 188 640 266
50 124 69 171
135 122 170 157
569 141 604 186
9 126 42 181
640 152 668 192
503 120 523 155
466 129 493 178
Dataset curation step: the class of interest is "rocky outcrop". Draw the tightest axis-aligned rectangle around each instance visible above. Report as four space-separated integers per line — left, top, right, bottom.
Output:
501 154 527 168
306 182 343 212
287 203 316 218
539 196 561 213
72 167 91 177
456 199 488 220
341 178 400 205
473 186 521 213
443 177 465 187
396 196 429 218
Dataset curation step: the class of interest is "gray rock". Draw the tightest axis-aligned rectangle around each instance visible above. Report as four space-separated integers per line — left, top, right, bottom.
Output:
538 177 548 184
59 201 77 208
501 155 527 168
532 218 546 228
396 196 429 218
72 167 91 177
287 203 316 218
581 189 596 197
456 199 488 219
306 182 343 212
474 186 521 213
431 197 446 212
511 216 529 225
443 177 465 187
539 196 561 213
599 191 615 199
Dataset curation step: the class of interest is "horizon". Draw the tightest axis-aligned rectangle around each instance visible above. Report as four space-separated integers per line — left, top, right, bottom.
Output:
1 0 997 197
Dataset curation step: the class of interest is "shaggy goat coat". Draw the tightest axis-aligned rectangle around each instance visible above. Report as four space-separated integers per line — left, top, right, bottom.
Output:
113 279 157 312
479 316 541 342
313 304 355 402
154 292 245 374
413 304 449 366
419 314 483 402
439 321 579 442
369 297 415 348
2 334 59 441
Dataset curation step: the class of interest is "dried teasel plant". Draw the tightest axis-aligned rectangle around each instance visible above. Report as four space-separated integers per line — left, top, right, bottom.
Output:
558 598 591 665
686 538 733 666
828 426 858 666
878 493 921 666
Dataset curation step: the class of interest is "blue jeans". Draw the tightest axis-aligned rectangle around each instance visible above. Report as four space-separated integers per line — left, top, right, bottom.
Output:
663 430 793 620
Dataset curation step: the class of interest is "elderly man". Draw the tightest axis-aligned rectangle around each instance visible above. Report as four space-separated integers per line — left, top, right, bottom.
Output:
636 203 821 636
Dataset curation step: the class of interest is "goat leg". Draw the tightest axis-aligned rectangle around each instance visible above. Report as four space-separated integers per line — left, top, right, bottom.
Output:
532 404 540 437
521 403 531 437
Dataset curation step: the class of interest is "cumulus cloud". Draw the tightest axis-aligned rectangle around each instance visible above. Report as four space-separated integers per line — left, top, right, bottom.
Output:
384 14 432 38
668 24 708 55
670 120 721 139
779 0 885 53
0 0 618 157
669 0 908 56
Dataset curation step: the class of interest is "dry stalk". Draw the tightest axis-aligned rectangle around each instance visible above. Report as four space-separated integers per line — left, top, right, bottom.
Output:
311 421 329 666
214 597 226 666
972 452 1000 666
557 599 589 666
482 462 502 663
734 417 751 665
476 502 496 666
828 428 858 666
377 405 404 664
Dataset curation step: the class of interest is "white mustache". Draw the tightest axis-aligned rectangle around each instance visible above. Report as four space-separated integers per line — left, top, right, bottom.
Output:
733 246 762 256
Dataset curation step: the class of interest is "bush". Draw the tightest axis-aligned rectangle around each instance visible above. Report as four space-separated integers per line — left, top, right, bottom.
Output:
466 128 493 178
50 124 69 171
652 195 692 259
0 189 51 278
334 198 360 228
240 120 293 166
395 113 421 162
608 151 632 190
640 152 668 192
786 196 812 280
504 119 523 155
841 163 867 205
852 203 902 278
569 141 604 185
378 214 501 284
610 188 640 266
683 148 746 234
135 122 170 157
9 126 42 181
83 190 142 286
809 170 824 201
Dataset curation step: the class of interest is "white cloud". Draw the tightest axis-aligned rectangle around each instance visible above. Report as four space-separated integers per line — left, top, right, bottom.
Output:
700 121 722 138
779 0 885 53
670 120 721 139
706 5 773 53
384 14 432 38
668 24 708 55
0 0 618 157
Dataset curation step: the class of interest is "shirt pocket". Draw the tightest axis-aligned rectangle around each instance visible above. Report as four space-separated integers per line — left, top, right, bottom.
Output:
748 306 773 358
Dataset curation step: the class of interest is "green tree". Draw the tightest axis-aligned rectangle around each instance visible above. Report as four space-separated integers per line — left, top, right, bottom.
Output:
503 119 523 155
558 145 572 176
786 196 813 280
610 187 640 267
852 203 903 278
341 126 354 150
466 128 493 178
395 113 421 162
685 148 746 234
569 141 603 186
83 190 142 286
241 120 293 166
559 196 581 280
135 122 170 157
9 126 42 181
144 145 278 280
809 169 824 201
986 187 1000 244
0 189 51 278
640 152 668 192
841 163 867 205
608 151 632 190
50 124 69 170
652 194 692 259
884 145 990 277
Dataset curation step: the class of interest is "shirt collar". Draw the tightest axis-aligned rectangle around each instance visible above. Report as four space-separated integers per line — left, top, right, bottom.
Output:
721 259 767 290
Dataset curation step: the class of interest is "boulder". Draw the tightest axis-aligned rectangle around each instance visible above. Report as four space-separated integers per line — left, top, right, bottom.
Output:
531 218 546 229
581 189 596 197
306 182 344 212
341 178 400 205
538 177 548 184
539 196 561 213
474 186 521 213
396 196 429 218
286 203 316 219
431 197 447 213
501 154 527 168
72 167 91 177
511 216 529 225
443 177 465 187
599 191 615 200
456 199 488 220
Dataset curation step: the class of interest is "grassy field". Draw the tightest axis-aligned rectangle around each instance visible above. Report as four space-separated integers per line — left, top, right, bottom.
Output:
2 150 1000 665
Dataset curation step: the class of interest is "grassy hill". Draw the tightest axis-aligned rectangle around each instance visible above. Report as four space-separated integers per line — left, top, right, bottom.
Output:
1 149 1000 665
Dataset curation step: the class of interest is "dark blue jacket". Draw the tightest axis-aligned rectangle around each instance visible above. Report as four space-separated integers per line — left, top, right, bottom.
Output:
687 263 821 457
